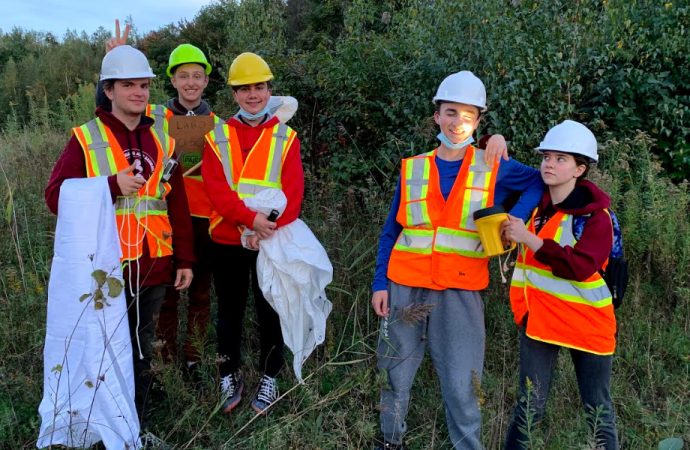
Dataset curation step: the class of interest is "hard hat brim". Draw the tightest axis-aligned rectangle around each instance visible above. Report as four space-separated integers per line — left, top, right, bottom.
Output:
100 72 156 81
167 61 212 77
228 74 274 87
432 96 487 112
534 146 598 163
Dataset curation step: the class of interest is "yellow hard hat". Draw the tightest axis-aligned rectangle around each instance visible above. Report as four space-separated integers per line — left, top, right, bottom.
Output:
227 52 274 86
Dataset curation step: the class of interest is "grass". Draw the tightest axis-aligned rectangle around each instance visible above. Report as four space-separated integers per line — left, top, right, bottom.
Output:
0 124 688 449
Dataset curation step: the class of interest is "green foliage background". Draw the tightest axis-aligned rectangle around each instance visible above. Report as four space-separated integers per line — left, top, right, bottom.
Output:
0 0 688 449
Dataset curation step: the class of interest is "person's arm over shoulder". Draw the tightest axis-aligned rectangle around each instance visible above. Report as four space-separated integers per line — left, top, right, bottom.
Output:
371 178 403 292
534 209 613 281
276 135 303 227
496 158 544 222
201 140 256 227
45 135 123 214
166 162 195 269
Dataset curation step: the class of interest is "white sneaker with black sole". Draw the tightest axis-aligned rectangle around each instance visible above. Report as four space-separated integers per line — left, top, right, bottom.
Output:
251 374 279 415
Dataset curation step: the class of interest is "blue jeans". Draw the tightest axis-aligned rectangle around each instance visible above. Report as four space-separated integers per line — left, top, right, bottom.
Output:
504 331 618 450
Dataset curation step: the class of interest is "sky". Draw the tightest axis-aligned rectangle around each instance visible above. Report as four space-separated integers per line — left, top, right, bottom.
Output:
0 0 218 37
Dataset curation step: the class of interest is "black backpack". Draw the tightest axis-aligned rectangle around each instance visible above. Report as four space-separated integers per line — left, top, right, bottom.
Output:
574 209 628 309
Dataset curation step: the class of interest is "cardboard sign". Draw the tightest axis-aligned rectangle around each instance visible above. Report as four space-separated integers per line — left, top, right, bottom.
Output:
168 115 215 175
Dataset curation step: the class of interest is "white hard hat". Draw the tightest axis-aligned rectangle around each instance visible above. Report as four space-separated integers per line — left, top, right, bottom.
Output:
100 45 156 81
432 71 487 112
535 120 599 162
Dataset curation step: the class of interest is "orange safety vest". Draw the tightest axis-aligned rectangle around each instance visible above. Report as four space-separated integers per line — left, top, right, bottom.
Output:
204 121 297 242
387 146 498 291
509 210 616 355
146 104 174 136
73 117 175 262
146 104 220 219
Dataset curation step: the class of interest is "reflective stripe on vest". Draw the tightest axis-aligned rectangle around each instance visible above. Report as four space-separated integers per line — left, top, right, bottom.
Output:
73 118 174 261
146 104 172 137
433 227 483 257
403 154 432 226
148 126 174 199
207 122 235 188
115 197 169 217
509 210 615 354
393 229 434 254
511 262 612 307
80 119 120 176
460 154 494 231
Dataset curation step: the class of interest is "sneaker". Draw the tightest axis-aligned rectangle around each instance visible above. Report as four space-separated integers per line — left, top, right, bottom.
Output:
220 372 244 413
251 374 279 415
140 431 170 449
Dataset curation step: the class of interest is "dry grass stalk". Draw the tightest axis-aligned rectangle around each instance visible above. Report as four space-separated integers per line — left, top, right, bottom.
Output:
399 303 436 325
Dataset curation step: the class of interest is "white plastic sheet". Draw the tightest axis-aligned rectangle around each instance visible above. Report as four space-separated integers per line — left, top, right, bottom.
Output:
37 177 140 450
244 189 333 383
268 96 298 123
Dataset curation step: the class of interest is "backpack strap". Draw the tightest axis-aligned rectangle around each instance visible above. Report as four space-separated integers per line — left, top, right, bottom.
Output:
574 208 627 309
573 209 624 258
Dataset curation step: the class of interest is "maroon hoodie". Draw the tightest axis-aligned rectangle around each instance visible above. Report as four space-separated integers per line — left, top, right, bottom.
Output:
532 180 613 282
45 107 195 287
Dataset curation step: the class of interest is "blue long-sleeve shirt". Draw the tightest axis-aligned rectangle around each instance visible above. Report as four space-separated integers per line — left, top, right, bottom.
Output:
371 155 544 292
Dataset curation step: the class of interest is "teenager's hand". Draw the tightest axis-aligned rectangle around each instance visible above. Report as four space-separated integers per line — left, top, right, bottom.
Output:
371 290 389 318
501 214 544 252
174 268 193 290
484 134 509 164
253 213 277 240
106 19 131 52
246 234 260 251
501 215 529 243
116 164 145 195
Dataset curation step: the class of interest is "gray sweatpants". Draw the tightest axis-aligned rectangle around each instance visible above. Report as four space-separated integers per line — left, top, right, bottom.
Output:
378 281 485 449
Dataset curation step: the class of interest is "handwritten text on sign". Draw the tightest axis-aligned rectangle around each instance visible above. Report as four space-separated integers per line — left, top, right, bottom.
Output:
168 115 215 174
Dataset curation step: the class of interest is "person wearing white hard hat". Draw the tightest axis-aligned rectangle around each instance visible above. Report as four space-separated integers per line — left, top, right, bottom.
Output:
501 120 618 449
95 22 222 379
371 71 543 449
45 44 195 428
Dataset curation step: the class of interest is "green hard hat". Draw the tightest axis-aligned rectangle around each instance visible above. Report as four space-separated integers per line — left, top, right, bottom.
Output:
167 44 212 77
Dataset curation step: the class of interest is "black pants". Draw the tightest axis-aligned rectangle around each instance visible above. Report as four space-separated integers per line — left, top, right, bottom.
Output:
158 217 214 362
126 285 166 422
504 331 618 450
213 243 284 378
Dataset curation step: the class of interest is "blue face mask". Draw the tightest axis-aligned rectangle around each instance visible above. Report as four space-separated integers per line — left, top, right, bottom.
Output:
237 104 272 121
437 131 474 150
